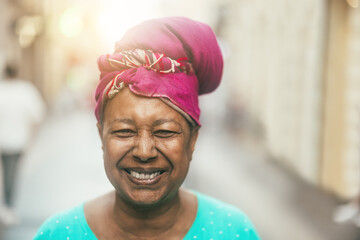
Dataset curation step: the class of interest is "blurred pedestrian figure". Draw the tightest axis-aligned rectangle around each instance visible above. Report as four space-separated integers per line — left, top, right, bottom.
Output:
0 64 45 225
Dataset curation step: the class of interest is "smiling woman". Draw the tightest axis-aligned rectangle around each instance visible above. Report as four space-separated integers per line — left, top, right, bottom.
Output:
34 17 261 240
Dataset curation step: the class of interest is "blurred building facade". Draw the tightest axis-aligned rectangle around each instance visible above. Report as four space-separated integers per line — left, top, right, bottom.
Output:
321 0 360 199
1 0 360 199
218 0 360 199
0 0 100 105
222 0 326 186
1 0 52 100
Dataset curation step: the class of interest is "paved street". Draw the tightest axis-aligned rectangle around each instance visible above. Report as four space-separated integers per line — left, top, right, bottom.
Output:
1 108 360 240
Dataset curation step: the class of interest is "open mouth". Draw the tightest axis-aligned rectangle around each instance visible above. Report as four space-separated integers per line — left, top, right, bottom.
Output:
124 169 166 181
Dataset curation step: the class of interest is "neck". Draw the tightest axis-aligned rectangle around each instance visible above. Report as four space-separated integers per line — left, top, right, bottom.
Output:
111 189 184 238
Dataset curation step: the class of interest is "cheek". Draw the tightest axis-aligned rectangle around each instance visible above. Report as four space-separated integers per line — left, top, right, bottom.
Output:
103 138 133 164
156 137 192 168
156 139 185 157
103 139 133 186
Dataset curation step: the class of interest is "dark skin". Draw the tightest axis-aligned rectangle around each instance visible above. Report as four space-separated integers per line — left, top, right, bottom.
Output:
85 88 199 239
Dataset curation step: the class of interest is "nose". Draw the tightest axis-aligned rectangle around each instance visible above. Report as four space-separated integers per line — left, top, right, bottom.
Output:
132 133 158 162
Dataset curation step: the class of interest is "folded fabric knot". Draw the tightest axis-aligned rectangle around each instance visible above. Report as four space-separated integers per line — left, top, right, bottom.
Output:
103 49 195 99
106 49 194 74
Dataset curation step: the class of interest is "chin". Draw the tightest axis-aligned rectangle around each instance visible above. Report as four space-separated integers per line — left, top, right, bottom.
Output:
121 188 177 208
134 189 167 204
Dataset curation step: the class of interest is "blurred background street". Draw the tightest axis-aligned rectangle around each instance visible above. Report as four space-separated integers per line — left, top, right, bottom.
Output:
1 0 360 239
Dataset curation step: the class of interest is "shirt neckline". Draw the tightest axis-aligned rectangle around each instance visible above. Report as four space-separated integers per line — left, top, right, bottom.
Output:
80 191 202 240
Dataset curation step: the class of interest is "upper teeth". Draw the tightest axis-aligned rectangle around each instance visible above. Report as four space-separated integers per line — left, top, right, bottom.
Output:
130 171 161 180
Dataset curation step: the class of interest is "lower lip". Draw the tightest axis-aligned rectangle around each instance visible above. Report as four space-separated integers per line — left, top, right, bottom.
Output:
125 171 165 185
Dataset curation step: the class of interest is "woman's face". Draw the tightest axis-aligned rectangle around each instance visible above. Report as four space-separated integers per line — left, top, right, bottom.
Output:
98 88 198 206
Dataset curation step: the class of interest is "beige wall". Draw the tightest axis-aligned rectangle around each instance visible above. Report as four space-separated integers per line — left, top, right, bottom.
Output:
332 4 360 198
320 0 360 199
222 0 327 184
0 0 5 68
344 6 360 197
320 0 349 197
222 0 360 199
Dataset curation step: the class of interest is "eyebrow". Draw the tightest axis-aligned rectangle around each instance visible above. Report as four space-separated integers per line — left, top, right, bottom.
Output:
153 119 181 127
108 118 181 127
109 118 135 125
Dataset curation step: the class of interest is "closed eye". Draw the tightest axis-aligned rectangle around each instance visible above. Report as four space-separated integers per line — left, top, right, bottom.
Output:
153 130 179 138
113 129 136 138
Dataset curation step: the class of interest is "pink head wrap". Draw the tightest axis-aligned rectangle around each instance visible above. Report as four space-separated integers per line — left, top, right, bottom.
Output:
95 17 223 126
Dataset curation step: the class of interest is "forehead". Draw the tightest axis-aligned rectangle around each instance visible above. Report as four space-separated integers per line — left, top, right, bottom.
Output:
102 88 187 126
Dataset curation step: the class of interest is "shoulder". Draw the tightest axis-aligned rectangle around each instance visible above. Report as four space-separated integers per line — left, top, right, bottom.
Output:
33 204 95 240
196 191 250 222
188 191 261 239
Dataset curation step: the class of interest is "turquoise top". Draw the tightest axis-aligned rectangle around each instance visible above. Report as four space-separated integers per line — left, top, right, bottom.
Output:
34 192 260 240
